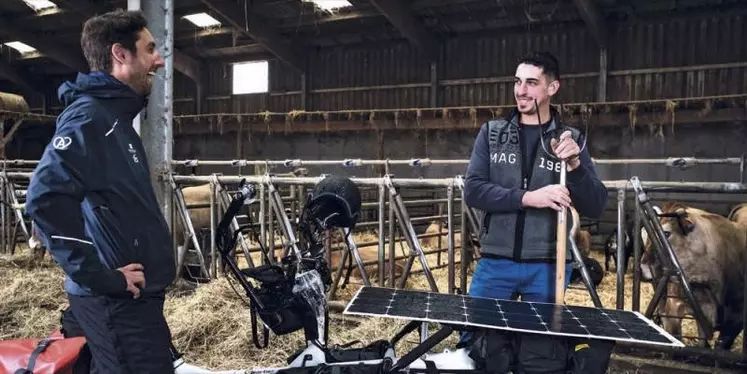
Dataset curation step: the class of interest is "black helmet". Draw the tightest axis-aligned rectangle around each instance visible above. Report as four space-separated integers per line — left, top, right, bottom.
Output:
305 174 361 229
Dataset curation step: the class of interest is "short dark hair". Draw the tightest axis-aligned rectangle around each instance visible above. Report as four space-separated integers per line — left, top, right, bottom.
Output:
81 10 148 72
517 51 560 81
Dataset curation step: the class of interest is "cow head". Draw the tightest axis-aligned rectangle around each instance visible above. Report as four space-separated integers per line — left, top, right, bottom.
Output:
639 205 661 281
640 204 699 282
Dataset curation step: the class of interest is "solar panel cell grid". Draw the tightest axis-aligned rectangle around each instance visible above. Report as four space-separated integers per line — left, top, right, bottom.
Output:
343 286 684 347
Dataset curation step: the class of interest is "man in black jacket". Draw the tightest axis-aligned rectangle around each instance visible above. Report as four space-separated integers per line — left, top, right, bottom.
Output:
26 10 174 374
458 52 607 353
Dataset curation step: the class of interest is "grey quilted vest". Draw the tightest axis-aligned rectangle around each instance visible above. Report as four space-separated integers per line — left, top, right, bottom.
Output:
479 110 580 262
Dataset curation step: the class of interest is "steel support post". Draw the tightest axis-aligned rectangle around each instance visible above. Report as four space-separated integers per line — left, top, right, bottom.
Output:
616 189 627 310
446 185 455 294
632 197 642 312
129 0 174 230
378 183 386 286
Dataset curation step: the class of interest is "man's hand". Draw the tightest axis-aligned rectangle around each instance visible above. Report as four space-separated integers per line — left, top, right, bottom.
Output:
522 184 571 211
117 263 145 299
550 130 581 171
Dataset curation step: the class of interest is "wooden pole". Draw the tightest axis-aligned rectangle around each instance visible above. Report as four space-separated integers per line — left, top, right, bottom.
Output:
555 161 568 305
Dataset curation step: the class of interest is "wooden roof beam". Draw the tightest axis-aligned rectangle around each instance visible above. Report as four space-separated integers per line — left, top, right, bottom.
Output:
368 0 439 60
174 50 201 84
192 43 265 58
200 0 304 73
572 0 608 48
175 26 234 41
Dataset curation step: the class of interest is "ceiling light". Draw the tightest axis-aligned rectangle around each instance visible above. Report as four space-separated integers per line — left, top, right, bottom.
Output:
4 41 37 54
183 13 222 28
23 0 57 12
303 0 352 12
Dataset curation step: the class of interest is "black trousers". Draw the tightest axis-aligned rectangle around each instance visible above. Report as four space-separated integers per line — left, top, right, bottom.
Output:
68 292 175 374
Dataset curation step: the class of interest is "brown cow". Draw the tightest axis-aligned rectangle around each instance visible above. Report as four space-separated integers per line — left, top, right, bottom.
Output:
575 230 592 258
640 202 707 279
420 220 462 252
640 203 747 349
567 206 592 257
173 183 214 245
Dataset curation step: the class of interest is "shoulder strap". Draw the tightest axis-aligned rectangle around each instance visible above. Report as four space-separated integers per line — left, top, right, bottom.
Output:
566 125 583 143
13 337 56 374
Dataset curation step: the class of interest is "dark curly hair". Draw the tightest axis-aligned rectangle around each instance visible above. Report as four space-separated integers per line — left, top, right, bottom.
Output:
80 9 148 72
517 51 560 81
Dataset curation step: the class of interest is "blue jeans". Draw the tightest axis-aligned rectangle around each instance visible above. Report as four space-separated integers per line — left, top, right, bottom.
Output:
458 257 573 346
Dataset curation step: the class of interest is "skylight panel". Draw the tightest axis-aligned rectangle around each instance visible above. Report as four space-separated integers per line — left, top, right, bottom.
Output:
4 41 37 55
23 0 58 12
183 13 222 28
303 0 352 12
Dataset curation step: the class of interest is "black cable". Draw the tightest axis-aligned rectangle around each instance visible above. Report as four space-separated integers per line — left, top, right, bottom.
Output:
535 99 588 162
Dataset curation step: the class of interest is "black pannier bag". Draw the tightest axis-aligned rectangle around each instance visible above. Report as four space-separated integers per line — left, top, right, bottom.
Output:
465 328 515 373
466 328 615 374
566 338 616 374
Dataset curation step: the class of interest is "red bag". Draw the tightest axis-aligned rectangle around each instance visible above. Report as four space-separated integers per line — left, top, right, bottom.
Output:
0 329 87 374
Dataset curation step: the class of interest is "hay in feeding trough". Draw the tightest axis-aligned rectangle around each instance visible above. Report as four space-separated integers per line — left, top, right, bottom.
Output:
0 92 29 113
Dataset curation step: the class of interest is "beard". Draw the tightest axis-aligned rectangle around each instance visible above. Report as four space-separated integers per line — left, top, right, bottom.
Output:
516 97 537 114
137 72 155 96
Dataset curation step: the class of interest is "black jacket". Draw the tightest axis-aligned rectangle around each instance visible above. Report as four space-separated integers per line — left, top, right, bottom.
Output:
26 71 175 297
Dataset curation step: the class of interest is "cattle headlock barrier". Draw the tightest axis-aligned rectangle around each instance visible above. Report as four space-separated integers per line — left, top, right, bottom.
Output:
1 156 747 372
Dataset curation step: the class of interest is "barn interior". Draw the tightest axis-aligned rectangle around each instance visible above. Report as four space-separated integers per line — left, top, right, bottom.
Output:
1 0 747 373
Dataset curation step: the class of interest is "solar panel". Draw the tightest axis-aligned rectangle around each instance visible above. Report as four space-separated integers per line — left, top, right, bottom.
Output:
344 286 684 348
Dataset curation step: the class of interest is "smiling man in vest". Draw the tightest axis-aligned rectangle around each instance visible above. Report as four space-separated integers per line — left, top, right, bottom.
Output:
455 52 609 371
464 50 607 305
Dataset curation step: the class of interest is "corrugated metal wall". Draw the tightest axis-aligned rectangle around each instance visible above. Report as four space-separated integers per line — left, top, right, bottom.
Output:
607 14 747 100
172 12 747 115
440 26 599 107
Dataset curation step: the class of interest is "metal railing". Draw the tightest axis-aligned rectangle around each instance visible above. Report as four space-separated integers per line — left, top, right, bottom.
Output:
3 157 747 357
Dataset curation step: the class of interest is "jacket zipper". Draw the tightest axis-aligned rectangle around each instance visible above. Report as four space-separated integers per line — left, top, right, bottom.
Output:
513 125 544 261
513 126 527 261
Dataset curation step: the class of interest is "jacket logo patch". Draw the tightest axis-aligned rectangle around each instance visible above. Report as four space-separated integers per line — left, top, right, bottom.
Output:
128 143 139 163
52 136 72 150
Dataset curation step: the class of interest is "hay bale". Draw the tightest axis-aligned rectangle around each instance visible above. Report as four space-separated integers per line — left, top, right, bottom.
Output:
0 92 29 113
0 249 66 341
